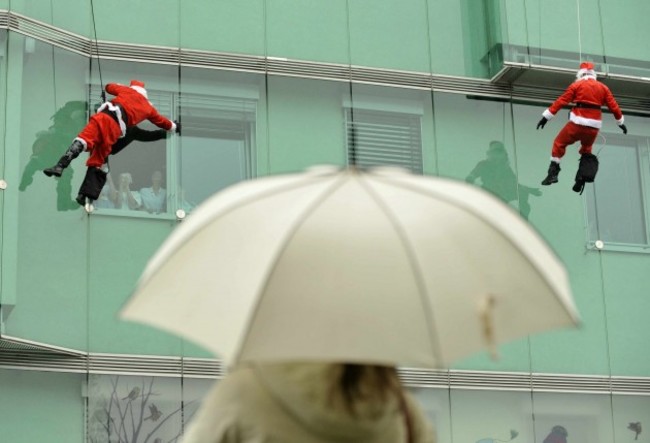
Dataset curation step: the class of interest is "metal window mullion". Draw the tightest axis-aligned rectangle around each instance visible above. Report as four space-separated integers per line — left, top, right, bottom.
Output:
638 139 650 246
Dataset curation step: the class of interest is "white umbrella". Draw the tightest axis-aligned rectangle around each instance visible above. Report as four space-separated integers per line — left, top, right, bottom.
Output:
121 166 579 368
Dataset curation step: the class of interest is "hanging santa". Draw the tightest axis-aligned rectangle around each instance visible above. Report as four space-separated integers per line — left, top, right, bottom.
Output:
536 62 627 192
43 79 179 178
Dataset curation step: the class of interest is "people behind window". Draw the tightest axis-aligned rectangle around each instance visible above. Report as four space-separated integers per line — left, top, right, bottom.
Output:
115 172 142 211
93 172 117 209
140 170 167 214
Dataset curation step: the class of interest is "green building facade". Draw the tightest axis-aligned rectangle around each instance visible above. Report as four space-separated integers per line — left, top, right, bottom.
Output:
1 1 649 441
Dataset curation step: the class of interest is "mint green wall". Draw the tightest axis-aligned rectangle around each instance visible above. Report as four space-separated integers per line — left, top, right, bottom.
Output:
267 77 347 173
2 4 650 442
266 0 349 63
5 1 650 78
0 369 85 442
1 0 650 376
2 25 650 374
8 0 91 36
180 0 265 55
504 0 650 74
93 0 180 48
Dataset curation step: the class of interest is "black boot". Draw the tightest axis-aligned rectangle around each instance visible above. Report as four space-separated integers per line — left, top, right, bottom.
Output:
572 179 586 194
44 140 85 177
541 161 561 186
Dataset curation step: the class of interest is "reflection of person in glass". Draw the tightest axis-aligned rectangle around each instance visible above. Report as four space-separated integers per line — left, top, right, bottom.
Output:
140 170 166 214
536 62 626 187
466 141 541 220
19 100 87 210
43 79 178 179
543 425 568 443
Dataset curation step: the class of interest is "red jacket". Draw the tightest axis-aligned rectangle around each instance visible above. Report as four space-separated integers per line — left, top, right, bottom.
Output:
543 77 624 129
105 83 176 133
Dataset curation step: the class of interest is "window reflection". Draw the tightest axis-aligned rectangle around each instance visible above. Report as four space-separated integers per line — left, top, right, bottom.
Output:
19 100 87 211
465 140 542 220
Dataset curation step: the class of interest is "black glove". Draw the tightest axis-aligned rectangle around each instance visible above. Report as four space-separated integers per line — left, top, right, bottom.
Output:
174 120 181 135
620 124 627 135
536 117 548 130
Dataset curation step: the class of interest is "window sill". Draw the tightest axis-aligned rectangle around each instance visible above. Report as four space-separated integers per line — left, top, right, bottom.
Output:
89 208 176 221
587 241 650 254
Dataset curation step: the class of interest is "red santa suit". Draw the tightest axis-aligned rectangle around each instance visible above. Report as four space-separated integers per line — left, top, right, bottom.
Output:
75 80 176 168
542 62 624 161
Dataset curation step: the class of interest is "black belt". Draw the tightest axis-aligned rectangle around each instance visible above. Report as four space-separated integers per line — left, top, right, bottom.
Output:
100 104 129 127
574 102 601 110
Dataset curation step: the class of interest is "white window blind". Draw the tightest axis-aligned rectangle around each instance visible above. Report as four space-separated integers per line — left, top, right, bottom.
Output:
345 108 423 173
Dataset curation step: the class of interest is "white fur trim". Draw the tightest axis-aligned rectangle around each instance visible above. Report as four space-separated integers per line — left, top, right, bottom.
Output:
542 109 554 119
97 102 127 137
169 121 177 133
74 137 88 149
551 157 561 164
569 112 602 129
577 73 597 81
617 116 625 125
131 85 148 99
576 69 597 80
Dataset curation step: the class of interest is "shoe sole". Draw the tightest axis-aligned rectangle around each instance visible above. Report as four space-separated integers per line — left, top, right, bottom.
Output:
43 170 62 178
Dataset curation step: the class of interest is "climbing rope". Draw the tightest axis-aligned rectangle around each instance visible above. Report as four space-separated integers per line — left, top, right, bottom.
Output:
576 0 583 61
89 0 105 102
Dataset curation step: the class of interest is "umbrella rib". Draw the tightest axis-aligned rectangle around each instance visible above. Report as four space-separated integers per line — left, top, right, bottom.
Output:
356 175 446 367
370 173 580 325
232 173 353 364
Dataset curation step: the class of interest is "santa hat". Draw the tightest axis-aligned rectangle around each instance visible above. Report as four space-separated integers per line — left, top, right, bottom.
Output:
576 62 597 80
129 79 148 98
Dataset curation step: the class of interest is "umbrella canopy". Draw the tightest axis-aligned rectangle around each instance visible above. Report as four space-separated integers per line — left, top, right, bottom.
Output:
121 166 579 368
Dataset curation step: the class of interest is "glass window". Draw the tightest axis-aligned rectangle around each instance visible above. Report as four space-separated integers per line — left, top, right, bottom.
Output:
176 93 257 214
449 389 533 443
87 374 182 443
532 392 614 443
86 83 172 216
585 134 649 246
88 83 257 217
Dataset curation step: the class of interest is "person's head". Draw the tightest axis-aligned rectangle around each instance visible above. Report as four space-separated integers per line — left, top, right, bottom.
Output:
329 364 401 416
129 79 148 99
552 425 568 436
119 172 133 187
487 141 508 162
151 170 163 187
576 61 597 80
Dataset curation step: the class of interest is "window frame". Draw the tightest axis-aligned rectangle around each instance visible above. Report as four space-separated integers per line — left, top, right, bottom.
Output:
342 101 425 174
584 133 650 253
87 86 257 219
